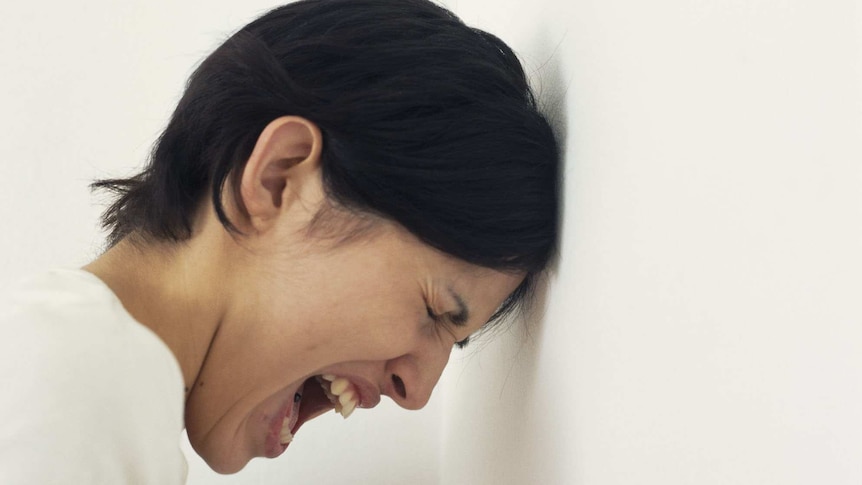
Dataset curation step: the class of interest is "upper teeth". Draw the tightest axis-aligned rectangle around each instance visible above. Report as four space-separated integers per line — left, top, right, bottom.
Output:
318 374 359 419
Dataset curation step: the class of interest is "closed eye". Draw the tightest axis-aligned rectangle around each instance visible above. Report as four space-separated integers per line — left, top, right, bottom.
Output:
427 305 471 350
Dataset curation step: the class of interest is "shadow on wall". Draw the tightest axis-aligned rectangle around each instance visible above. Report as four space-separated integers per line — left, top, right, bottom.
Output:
440 22 571 484
517 21 570 387
487 25 571 482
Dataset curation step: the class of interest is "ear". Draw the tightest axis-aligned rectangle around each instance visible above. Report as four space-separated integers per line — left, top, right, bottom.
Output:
238 116 324 233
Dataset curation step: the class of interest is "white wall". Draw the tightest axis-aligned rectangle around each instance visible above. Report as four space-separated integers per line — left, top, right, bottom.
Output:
439 0 862 484
2 1 861 484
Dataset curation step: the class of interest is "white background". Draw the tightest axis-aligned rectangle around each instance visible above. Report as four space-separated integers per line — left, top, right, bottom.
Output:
1 0 860 484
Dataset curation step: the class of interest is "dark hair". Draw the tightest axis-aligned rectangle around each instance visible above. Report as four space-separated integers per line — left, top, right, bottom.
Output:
92 0 560 324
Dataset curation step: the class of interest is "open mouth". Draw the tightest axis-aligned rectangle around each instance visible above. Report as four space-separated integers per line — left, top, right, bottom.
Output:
276 374 363 449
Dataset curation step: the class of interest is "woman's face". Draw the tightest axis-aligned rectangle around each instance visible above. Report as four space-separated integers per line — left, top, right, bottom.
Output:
183 217 525 473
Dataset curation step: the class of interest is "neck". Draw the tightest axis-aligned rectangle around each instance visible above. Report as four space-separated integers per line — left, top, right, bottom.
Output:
82 234 226 398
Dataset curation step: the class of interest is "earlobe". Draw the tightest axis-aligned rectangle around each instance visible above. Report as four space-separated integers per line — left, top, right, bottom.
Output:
238 116 324 232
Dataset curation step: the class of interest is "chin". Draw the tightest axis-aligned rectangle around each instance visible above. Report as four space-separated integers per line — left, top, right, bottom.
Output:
189 433 252 475
209 458 250 475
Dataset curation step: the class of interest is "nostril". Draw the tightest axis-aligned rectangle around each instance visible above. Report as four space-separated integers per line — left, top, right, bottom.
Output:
391 374 406 399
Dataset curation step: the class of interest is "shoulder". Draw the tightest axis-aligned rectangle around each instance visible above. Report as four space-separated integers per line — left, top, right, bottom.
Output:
0 268 182 395
0 268 187 484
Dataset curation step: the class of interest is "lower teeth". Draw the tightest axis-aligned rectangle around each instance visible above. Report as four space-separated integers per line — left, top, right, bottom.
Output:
281 391 303 444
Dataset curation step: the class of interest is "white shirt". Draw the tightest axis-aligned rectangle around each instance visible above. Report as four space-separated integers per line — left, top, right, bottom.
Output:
0 268 188 484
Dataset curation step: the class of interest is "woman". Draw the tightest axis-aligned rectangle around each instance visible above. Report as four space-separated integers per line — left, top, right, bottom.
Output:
0 0 559 482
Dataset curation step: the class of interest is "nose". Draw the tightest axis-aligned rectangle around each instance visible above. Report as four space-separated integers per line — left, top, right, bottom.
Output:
383 345 451 410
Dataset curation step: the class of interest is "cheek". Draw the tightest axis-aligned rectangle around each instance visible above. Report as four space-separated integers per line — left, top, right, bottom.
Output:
323 303 421 362
286 255 422 360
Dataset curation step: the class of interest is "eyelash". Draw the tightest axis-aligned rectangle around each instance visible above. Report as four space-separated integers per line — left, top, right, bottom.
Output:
426 305 470 349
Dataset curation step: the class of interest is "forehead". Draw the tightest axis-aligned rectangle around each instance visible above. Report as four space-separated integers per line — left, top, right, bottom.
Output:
454 268 524 314
389 222 522 280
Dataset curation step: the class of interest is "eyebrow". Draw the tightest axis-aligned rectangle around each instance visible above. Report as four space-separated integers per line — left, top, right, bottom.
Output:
447 288 470 327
